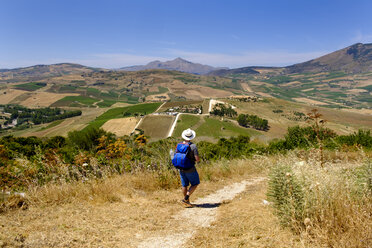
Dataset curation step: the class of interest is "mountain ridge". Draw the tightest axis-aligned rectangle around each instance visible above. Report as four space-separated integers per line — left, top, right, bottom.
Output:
285 43 372 74
209 43 372 76
0 63 104 82
1 43 372 80
119 57 227 75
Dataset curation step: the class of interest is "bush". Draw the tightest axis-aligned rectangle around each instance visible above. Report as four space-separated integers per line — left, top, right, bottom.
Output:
267 164 305 229
68 127 109 151
336 129 372 149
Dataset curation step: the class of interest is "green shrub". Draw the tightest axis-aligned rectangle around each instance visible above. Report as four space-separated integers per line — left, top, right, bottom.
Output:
67 127 108 151
336 129 372 149
267 164 305 228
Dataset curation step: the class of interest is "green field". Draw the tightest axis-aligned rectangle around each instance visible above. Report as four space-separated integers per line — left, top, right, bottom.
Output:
172 114 203 137
83 102 162 130
51 96 99 107
173 114 202 138
58 85 78 92
96 99 117 108
196 117 259 138
86 87 101 97
172 114 260 141
14 82 47 91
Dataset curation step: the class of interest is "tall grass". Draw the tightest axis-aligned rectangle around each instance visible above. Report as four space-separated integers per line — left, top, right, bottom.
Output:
267 150 372 247
1 150 270 213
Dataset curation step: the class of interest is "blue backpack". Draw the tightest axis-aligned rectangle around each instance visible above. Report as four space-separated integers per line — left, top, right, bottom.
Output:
172 142 194 169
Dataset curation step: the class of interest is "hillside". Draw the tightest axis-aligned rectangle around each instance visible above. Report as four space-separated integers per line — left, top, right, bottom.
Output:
0 63 103 82
0 69 242 109
204 44 372 109
3 97 371 144
286 43 372 74
209 43 372 76
120 57 226 75
208 66 281 77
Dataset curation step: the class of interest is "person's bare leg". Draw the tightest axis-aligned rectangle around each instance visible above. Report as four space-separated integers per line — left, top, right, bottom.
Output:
182 186 188 197
187 184 198 197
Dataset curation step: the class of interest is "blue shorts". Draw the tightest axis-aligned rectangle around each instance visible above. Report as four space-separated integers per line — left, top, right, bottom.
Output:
179 170 200 187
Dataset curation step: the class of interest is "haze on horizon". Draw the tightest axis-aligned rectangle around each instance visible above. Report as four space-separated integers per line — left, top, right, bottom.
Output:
1 0 372 69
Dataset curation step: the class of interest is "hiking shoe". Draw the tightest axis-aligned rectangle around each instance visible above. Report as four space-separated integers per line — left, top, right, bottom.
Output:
181 199 193 208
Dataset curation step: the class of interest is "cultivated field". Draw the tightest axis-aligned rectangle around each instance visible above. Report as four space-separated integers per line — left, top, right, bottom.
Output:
229 97 372 139
137 115 175 140
21 92 81 108
19 108 106 137
101 117 138 136
172 114 260 142
0 89 26 104
229 71 372 109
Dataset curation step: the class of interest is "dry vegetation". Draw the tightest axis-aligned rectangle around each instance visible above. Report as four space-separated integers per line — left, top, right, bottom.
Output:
1 151 370 247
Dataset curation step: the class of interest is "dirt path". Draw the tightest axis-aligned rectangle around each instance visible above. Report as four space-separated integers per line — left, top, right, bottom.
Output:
92 99 103 108
167 113 182 137
155 102 166 113
138 177 265 248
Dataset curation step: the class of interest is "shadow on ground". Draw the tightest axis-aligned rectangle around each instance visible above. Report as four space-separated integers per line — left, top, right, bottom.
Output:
193 203 221 208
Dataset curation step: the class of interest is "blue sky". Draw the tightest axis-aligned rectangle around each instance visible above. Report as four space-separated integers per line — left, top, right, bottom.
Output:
1 0 372 69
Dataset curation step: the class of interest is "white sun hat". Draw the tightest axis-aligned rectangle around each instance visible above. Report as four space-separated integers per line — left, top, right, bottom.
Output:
182 128 196 140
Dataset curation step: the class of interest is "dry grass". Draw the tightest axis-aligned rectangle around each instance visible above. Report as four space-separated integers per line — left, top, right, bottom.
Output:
0 157 268 247
0 89 27 104
0 172 182 247
0 152 370 247
186 181 303 248
269 150 372 248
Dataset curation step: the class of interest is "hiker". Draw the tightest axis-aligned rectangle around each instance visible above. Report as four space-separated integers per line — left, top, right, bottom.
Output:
172 128 200 207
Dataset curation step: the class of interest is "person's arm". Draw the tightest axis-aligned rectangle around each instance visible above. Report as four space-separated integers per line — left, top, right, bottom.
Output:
194 155 200 163
191 144 200 163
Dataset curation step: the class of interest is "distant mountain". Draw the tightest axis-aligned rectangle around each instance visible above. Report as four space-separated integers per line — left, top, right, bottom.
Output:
120 57 227 75
286 43 372 74
209 43 372 77
0 63 103 82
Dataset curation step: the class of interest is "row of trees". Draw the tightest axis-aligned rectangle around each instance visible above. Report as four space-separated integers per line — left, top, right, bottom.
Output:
1 105 82 126
237 114 269 131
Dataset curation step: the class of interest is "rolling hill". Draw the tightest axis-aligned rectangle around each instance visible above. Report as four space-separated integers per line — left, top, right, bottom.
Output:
0 43 371 140
120 57 226 75
208 66 281 77
209 43 372 76
0 63 103 82
286 43 372 74
205 43 372 109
